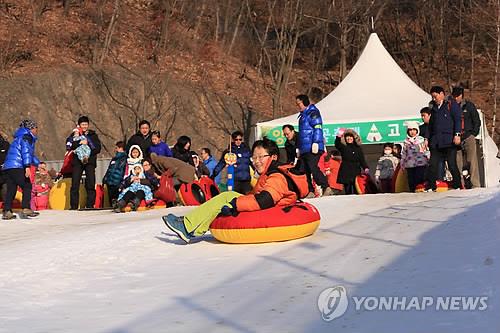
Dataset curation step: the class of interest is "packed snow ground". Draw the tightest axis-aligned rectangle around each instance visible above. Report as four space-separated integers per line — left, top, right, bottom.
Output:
0 188 499 333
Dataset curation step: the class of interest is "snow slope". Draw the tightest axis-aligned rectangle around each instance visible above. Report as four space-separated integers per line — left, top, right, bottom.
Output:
0 188 499 333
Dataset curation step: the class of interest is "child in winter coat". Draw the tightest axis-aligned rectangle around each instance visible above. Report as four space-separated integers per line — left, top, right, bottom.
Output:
375 143 399 193
124 145 143 178
31 162 53 210
103 141 127 203
115 165 155 212
335 128 369 195
318 149 343 194
401 121 429 192
71 126 91 164
149 131 173 157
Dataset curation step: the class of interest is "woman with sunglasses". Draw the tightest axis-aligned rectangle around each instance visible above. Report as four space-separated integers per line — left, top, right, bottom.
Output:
211 130 252 194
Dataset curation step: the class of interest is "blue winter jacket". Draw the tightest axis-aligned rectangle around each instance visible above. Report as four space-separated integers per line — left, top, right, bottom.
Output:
2 127 40 170
102 151 127 186
427 96 462 149
149 141 173 157
297 104 325 154
203 155 221 184
212 143 251 182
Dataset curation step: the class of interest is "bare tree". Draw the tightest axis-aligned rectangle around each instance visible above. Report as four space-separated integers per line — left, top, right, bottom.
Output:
98 0 120 65
95 61 178 143
30 0 48 28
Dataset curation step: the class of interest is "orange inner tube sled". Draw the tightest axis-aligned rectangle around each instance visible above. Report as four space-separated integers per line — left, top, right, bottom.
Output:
210 202 321 244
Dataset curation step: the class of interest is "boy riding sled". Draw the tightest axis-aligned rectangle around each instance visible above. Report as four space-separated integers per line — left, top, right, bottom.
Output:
162 137 308 243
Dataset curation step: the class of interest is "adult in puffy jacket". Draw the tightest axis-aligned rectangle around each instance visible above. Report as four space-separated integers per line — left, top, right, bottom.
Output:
162 137 302 243
335 128 369 195
126 120 153 158
212 131 252 194
172 135 195 166
2 119 40 219
66 116 101 209
426 86 462 190
296 94 331 196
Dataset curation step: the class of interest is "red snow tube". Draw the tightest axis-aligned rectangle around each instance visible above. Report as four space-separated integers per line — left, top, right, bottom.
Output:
415 180 450 193
178 180 207 206
198 176 220 200
210 202 321 244
355 174 378 194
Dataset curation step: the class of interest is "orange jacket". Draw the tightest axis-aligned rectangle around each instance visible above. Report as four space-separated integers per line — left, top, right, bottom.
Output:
236 161 297 211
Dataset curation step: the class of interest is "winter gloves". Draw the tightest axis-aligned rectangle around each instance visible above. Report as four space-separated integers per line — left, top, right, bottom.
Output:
220 197 239 217
336 128 346 137
311 143 319 154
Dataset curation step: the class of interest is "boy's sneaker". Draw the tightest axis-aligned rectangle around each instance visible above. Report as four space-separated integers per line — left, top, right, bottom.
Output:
113 200 126 213
82 156 89 164
305 192 316 199
162 214 192 244
322 187 333 196
131 198 141 211
2 210 17 220
18 208 39 218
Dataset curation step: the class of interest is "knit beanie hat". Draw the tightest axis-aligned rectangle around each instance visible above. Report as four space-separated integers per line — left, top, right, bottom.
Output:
20 119 37 129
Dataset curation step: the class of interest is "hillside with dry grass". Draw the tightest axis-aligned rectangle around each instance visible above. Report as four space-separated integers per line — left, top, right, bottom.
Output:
0 0 499 159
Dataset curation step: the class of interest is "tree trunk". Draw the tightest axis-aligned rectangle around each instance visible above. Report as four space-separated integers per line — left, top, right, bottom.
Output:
193 0 206 38
99 0 120 65
228 2 244 55
63 0 70 16
159 0 172 50
470 33 475 98
215 4 220 42
492 0 500 140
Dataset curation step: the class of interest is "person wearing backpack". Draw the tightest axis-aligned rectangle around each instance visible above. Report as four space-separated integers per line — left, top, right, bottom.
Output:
426 86 462 191
162 137 307 244
452 87 481 188
103 141 127 203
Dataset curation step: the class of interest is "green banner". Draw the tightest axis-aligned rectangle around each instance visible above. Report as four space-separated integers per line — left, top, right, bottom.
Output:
261 118 421 147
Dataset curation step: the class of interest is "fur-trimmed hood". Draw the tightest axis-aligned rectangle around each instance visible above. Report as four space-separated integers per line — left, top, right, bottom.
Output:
340 129 362 146
128 144 144 160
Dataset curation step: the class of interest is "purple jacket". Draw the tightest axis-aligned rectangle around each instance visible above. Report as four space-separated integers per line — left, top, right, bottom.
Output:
149 141 173 157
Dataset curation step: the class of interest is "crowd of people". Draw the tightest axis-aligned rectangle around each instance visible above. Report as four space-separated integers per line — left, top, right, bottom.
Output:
0 85 482 224
282 86 481 196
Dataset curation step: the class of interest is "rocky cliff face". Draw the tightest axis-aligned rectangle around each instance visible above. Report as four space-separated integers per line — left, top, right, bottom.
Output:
0 66 263 161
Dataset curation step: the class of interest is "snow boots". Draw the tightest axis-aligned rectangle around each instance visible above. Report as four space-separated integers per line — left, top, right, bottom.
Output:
2 210 16 220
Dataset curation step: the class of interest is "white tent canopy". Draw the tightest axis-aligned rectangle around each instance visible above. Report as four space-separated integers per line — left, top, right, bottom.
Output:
255 32 500 187
256 33 430 145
